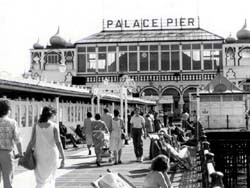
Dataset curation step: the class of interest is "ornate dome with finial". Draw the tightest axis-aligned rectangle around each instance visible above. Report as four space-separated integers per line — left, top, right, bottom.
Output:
236 19 250 40
225 33 236 43
33 38 44 49
49 27 66 47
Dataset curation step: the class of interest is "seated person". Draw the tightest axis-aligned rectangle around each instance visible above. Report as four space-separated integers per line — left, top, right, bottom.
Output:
157 129 193 170
75 124 85 140
59 122 78 149
143 154 171 188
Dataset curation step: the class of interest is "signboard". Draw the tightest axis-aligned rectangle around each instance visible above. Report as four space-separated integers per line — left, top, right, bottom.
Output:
103 17 199 31
158 96 173 104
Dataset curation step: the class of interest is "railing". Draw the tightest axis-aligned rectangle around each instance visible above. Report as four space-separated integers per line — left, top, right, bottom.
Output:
200 114 247 130
197 125 225 188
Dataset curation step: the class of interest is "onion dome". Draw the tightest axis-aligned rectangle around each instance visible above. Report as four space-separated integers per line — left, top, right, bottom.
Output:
65 39 74 48
33 38 44 49
49 27 66 47
225 33 236 43
236 19 250 40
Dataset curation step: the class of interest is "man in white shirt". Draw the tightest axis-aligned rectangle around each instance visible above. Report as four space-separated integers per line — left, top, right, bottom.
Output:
130 107 146 162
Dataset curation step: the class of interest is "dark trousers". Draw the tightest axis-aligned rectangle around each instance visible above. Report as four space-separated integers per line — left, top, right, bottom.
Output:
132 128 143 158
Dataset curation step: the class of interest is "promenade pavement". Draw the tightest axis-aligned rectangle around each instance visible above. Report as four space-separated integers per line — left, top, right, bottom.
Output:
0 138 201 188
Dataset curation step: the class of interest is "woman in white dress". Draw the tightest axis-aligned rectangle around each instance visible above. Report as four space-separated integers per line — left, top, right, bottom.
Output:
110 109 124 164
28 105 65 188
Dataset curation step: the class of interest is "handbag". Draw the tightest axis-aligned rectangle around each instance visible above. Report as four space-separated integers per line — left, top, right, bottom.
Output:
18 124 36 170
18 146 36 170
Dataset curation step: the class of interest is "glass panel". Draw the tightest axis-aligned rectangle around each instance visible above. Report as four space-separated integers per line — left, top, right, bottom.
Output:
192 44 201 49
129 46 137 51
150 45 158 51
119 46 127 51
119 52 128 72
78 54 86 72
129 52 137 71
182 51 191 70
193 50 201 70
107 53 116 72
140 52 148 71
200 96 210 102
223 95 232 101
213 43 222 49
203 50 213 70
108 46 116 52
182 44 191 50
28 105 33 127
87 47 95 52
233 95 243 101
171 51 180 70
203 43 212 49
98 46 106 52
210 96 220 102
98 53 107 72
161 45 169 50
212 50 220 69
150 52 158 71
239 48 250 66
21 105 27 127
87 53 96 72
161 52 170 71
171 45 179 50
77 47 86 52
140 45 148 51
226 48 235 66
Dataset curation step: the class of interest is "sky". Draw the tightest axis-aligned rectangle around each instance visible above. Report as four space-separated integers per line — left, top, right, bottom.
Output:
0 0 249 76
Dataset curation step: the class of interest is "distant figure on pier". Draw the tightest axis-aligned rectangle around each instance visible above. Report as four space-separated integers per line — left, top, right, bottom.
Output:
92 113 109 167
0 99 23 188
101 108 113 162
130 107 146 162
84 112 93 155
110 109 124 164
143 154 171 188
101 108 113 132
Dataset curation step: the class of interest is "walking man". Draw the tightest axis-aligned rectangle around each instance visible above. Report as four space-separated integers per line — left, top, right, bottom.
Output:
130 107 146 162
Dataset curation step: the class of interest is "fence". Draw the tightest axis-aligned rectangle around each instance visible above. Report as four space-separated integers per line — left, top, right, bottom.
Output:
197 125 225 188
206 131 250 188
200 114 247 130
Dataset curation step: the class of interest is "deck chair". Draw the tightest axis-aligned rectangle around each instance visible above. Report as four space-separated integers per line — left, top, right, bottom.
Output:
69 126 85 144
91 169 136 188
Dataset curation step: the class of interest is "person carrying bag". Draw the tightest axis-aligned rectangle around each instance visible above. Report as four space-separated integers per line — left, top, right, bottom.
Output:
18 125 36 170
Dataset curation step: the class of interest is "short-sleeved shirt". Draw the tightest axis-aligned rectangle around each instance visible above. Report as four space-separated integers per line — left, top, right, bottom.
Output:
0 116 21 150
101 113 113 132
130 115 145 129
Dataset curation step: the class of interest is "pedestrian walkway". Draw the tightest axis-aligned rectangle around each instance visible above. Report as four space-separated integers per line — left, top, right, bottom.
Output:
1 138 202 188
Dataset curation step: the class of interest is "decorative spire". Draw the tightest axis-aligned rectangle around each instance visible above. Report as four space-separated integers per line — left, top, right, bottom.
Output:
55 26 60 35
240 19 247 30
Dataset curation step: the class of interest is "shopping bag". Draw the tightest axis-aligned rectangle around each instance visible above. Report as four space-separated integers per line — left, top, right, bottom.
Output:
18 147 36 170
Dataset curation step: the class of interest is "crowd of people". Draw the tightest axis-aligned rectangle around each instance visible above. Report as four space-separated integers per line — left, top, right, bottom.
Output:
0 97 200 188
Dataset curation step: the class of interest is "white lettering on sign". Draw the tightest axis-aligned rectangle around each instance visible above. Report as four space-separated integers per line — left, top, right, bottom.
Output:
103 17 199 31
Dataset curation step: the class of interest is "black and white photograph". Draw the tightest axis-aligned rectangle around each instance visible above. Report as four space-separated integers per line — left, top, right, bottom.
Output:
0 0 250 187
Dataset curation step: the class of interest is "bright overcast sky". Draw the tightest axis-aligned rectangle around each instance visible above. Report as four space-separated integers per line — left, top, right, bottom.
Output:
0 0 249 75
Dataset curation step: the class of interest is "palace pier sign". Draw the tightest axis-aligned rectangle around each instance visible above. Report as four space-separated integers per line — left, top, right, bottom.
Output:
103 17 199 31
